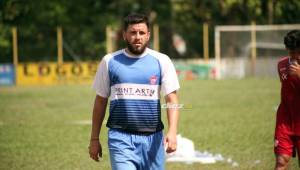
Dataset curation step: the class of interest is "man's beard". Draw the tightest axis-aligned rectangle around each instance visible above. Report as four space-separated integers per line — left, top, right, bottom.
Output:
126 40 148 55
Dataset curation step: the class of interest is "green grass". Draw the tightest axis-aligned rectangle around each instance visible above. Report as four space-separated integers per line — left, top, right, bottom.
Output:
0 78 298 169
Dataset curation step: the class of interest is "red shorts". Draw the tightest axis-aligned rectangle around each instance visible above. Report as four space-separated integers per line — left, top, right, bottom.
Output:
274 134 300 158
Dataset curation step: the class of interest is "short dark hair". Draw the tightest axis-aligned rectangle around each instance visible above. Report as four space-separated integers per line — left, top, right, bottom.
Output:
123 13 149 31
284 30 300 51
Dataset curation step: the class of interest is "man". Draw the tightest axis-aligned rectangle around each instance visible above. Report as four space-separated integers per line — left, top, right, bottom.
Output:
89 13 180 170
275 30 300 170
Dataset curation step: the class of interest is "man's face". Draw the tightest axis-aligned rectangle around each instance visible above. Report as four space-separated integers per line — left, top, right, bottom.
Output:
289 50 300 64
123 23 150 55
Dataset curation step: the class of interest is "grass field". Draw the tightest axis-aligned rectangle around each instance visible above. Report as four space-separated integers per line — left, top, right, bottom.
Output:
0 78 299 170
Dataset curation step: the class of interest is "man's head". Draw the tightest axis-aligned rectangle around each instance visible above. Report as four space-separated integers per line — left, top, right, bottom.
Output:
123 13 150 55
284 30 300 63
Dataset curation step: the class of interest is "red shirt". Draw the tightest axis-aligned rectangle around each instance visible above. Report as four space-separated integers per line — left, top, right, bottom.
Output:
276 56 300 136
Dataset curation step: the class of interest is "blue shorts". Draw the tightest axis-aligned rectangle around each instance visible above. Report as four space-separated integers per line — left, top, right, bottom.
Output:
108 129 165 170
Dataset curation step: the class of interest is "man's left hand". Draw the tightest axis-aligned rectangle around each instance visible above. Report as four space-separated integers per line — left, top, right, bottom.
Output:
164 132 177 153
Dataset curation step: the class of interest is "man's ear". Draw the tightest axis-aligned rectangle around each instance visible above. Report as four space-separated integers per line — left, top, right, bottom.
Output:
147 31 151 41
123 31 126 41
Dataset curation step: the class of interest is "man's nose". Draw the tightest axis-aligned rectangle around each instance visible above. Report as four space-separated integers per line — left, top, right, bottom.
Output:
135 33 141 39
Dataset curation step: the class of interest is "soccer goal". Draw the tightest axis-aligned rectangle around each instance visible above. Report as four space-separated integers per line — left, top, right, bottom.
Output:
214 24 300 79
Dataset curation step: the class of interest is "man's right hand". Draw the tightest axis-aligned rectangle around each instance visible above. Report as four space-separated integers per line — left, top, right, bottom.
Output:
89 140 102 162
289 62 300 78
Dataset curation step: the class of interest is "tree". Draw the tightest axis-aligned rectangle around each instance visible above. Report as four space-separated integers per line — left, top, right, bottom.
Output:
1 0 300 62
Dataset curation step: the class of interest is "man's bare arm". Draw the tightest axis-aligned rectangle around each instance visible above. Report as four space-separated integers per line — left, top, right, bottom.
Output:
164 91 179 153
89 95 108 161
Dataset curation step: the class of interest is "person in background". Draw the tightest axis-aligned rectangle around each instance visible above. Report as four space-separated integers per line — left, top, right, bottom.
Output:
274 30 300 170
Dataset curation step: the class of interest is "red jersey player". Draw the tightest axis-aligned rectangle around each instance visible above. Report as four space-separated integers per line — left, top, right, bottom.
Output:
275 30 300 170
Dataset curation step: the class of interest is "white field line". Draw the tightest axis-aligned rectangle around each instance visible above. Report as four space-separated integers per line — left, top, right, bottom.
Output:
66 119 107 125
67 120 91 125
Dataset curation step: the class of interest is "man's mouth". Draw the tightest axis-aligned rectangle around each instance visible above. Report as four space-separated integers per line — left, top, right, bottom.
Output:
133 43 142 48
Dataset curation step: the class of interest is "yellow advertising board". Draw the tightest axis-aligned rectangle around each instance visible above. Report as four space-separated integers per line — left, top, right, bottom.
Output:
16 62 98 85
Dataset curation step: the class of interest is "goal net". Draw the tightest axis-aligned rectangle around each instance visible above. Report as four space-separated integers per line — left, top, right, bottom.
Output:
214 24 300 79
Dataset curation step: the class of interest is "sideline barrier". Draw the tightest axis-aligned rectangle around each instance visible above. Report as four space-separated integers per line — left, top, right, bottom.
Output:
16 62 98 85
0 64 15 86
0 62 216 86
176 64 216 80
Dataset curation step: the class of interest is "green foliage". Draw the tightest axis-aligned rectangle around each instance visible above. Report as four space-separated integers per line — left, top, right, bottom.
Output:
0 24 11 63
0 0 300 62
274 0 300 23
